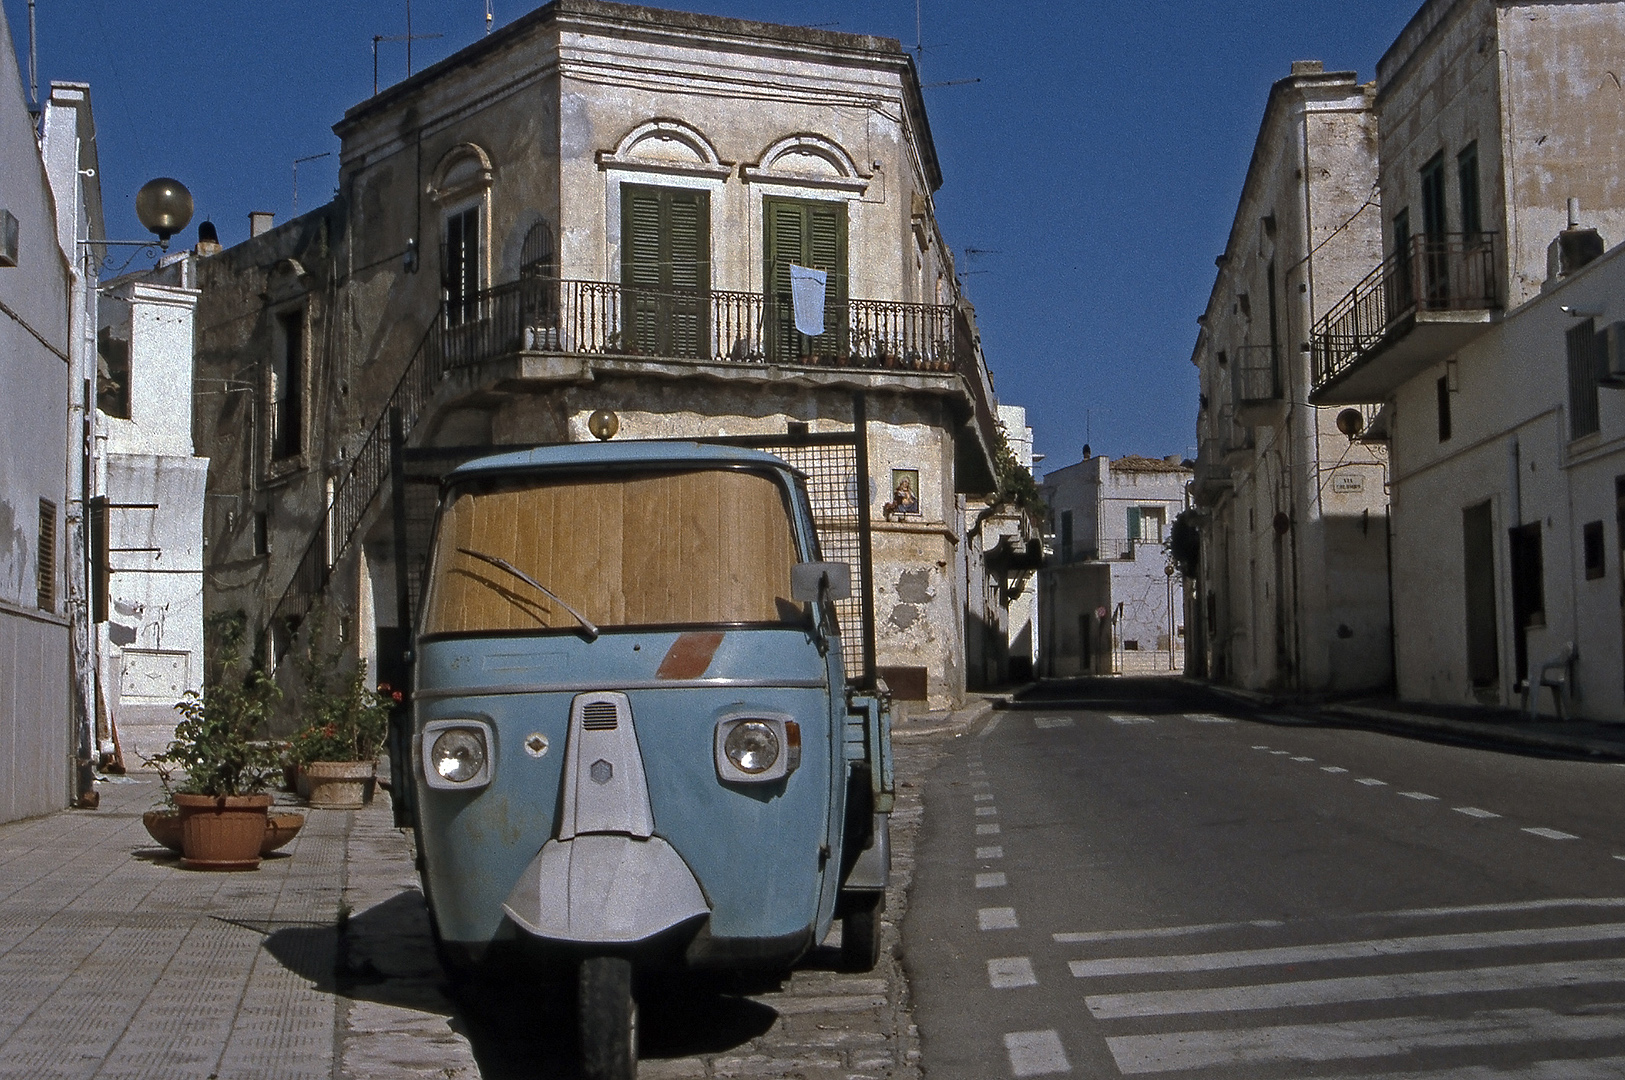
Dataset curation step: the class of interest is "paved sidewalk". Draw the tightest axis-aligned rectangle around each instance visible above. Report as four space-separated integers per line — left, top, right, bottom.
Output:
0 692 982 1080
1187 675 1625 761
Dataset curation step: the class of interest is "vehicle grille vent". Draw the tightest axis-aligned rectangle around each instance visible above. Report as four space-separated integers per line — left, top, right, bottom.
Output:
581 702 619 731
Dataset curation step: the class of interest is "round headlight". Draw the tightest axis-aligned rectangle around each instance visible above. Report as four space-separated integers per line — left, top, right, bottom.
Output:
431 728 487 783
724 721 780 774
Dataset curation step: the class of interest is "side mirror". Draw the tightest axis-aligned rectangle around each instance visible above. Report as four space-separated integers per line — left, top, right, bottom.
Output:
791 561 852 602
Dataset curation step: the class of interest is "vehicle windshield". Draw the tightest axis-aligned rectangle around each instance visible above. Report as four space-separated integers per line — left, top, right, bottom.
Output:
421 467 805 636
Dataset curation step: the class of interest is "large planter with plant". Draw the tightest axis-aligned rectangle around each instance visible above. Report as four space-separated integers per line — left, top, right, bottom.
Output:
288 623 395 811
174 792 274 869
146 611 283 871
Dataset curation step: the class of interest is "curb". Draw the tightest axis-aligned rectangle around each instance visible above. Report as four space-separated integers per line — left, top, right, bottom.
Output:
1318 703 1625 761
893 697 997 739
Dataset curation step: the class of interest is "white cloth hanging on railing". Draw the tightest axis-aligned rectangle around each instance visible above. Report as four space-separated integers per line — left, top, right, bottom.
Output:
789 265 826 336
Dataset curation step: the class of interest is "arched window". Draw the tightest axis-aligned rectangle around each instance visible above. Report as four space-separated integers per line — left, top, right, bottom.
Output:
519 220 558 328
430 145 493 327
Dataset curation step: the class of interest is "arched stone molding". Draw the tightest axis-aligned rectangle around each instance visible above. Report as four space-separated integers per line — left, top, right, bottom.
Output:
742 133 870 194
594 118 733 180
429 142 494 204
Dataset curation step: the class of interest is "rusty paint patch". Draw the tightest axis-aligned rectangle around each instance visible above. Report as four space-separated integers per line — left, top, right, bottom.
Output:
656 631 725 680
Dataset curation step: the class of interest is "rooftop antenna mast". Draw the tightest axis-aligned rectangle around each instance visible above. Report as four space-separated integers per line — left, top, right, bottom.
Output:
292 151 332 216
373 29 445 94
26 0 37 108
486 0 494 34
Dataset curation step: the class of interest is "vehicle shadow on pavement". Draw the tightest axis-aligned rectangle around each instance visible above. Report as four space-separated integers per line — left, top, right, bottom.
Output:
264 887 780 1077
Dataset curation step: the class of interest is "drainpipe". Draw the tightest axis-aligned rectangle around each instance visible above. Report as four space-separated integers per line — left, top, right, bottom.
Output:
1507 434 1521 525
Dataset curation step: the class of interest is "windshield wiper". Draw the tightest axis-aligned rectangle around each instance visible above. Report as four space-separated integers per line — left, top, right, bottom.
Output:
457 547 600 640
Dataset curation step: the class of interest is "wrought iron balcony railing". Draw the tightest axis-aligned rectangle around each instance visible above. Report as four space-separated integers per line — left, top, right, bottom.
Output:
270 276 986 630
1313 232 1497 392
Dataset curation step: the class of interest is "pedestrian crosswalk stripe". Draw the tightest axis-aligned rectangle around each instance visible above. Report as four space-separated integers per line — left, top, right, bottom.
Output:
1084 956 1625 1019
980 907 1019 930
1067 920 1625 978
1104 1005 1625 1075
1454 806 1500 818
1185 714 1235 724
1524 826 1580 840
1034 716 1074 729
1301 1054 1625 1079
1054 918 1284 944
1399 791 1439 800
977 872 1008 889
1109 714 1154 724
988 956 1037 989
1004 1029 1069 1076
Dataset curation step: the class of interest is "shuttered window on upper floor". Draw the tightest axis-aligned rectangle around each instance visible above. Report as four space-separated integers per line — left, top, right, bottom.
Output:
621 184 710 358
764 196 847 362
1568 318 1602 441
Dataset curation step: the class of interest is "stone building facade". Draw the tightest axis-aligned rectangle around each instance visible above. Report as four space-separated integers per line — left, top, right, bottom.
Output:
1190 62 1393 694
192 1 1001 711
1309 0 1625 714
1039 454 1190 676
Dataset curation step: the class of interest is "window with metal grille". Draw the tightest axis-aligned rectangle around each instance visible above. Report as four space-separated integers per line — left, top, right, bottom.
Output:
272 308 305 460
37 499 56 612
1568 319 1602 440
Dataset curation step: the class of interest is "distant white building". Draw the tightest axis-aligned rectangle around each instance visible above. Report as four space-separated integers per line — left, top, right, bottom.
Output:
962 404 1041 687
93 266 208 763
1039 453 1191 676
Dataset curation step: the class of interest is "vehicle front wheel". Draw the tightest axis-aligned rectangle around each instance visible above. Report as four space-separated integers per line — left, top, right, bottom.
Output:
578 955 637 1080
839 892 884 973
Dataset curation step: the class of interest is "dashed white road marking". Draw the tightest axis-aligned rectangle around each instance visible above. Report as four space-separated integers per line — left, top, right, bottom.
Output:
1321 766 1349 774
1524 826 1580 840
977 845 1004 859
1399 791 1440 801
1355 778 1387 786
976 806 999 817
977 823 1001 835
976 871 1008 889
1291 756 1316 762
975 793 995 802
1269 750 1290 756
1105 1009 1625 1075
972 780 991 788
1034 716 1075 729
1004 1029 1070 1076
1454 806 1501 819
979 907 1020 930
1109 714 1154 725
987 956 1037 989
1251 744 1271 750
1185 714 1235 724
1054 918 1283 945
1067 921 1625 977
1084 957 1625 1019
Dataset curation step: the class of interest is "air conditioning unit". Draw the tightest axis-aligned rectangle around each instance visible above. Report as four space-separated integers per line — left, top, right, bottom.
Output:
1604 322 1625 386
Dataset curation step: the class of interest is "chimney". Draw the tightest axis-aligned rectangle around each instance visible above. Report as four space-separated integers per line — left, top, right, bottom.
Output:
194 219 221 257
1556 198 1605 277
248 211 274 238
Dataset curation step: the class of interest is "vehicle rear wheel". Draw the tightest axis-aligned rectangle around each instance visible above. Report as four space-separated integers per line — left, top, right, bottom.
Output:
840 892 884 973
578 955 637 1080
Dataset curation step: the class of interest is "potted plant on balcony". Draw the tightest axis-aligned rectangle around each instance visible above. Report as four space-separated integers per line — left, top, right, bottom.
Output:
146 612 286 869
288 622 394 810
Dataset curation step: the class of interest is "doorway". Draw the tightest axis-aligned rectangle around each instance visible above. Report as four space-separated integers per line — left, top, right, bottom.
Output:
1462 501 1499 694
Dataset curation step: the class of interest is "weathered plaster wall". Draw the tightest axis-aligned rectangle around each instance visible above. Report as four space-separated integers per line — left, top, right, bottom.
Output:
0 6 71 821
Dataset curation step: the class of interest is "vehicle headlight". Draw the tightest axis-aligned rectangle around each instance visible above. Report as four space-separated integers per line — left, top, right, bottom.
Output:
724 721 780 774
420 719 494 790
432 729 487 782
714 715 799 783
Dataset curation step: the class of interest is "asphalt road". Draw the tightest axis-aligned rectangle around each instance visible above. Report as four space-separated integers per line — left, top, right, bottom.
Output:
902 678 1625 1080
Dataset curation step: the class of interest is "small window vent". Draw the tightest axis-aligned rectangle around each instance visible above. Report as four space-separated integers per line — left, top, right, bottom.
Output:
582 702 619 731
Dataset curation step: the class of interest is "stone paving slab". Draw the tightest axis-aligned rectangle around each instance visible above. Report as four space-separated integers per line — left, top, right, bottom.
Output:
0 707 958 1079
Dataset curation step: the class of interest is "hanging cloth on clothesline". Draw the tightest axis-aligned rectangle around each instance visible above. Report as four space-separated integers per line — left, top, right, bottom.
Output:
789 264 827 337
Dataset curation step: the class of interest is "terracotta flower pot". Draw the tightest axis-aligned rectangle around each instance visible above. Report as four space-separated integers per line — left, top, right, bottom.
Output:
262 812 306 855
143 809 184 853
304 760 375 809
174 793 273 870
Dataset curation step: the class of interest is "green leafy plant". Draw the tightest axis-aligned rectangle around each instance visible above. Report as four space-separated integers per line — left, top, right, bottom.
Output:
288 618 395 765
148 611 282 797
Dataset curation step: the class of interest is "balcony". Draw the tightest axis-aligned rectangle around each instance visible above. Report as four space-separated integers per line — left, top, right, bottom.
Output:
1311 233 1498 404
1218 405 1255 467
1230 345 1284 426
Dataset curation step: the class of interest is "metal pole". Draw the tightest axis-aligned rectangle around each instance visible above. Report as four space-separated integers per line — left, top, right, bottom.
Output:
406 0 413 77
27 0 37 108
854 391 878 689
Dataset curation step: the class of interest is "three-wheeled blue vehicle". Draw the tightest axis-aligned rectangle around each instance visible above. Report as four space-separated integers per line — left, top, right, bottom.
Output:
408 440 892 1078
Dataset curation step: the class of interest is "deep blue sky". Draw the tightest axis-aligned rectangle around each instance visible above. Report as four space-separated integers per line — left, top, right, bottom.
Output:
6 0 1421 475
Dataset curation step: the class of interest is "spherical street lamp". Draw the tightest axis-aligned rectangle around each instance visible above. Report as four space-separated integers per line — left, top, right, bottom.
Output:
134 178 194 249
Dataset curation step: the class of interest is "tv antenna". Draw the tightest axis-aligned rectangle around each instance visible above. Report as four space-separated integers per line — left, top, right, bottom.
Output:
373 29 445 94
485 1 494 34
913 1 979 89
292 152 332 216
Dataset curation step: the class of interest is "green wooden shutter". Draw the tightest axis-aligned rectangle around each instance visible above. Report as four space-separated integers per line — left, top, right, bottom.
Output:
764 197 846 362
1126 507 1142 542
621 184 710 357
